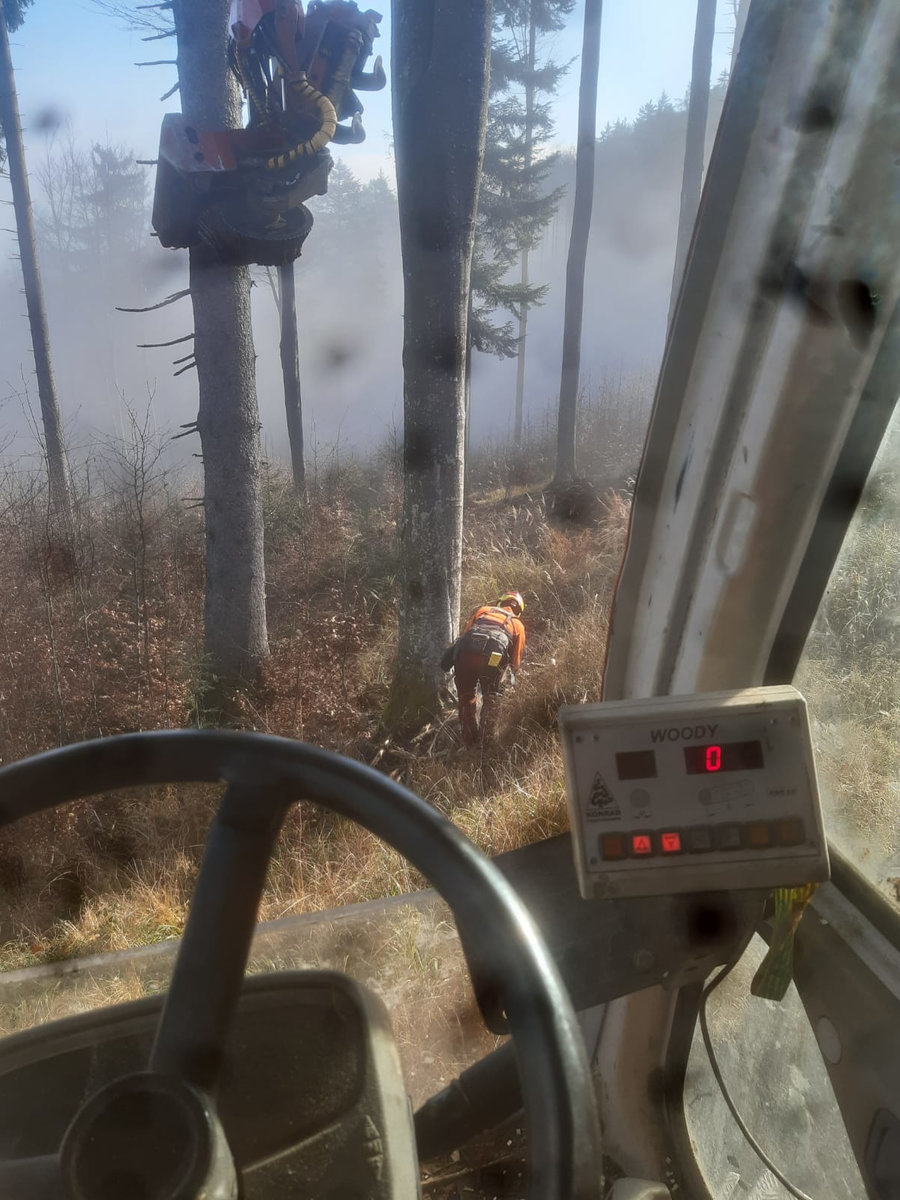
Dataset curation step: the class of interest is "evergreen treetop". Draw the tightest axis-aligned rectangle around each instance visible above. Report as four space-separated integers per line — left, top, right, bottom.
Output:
471 0 574 358
1 0 33 34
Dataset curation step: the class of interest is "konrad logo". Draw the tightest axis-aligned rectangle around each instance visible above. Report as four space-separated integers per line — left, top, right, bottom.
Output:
588 772 621 819
650 724 719 743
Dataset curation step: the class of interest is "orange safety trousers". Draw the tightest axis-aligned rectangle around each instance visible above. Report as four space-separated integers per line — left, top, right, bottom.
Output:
454 647 507 749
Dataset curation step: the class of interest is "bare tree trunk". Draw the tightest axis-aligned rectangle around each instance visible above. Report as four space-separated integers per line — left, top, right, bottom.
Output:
667 0 716 331
552 0 603 487
464 288 473 502
0 6 71 521
731 0 750 74
512 7 537 448
171 0 269 699
278 262 306 497
386 0 491 728
513 246 529 445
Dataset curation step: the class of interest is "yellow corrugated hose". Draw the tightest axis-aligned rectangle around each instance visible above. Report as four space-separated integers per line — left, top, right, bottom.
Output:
266 75 337 169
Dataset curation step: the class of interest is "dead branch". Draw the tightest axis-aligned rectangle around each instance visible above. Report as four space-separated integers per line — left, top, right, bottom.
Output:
172 351 194 364
135 59 176 66
116 289 190 313
142 30 176 41
171 422 199 441
135 159 159 166
173 360 197 377
160 81 180 101
137 334 194 348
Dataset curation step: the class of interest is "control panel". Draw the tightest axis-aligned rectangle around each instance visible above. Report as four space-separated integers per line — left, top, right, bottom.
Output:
559 686 829 899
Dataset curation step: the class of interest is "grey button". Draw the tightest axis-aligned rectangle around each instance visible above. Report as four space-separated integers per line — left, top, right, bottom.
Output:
687 826 713 852
714 823 742 850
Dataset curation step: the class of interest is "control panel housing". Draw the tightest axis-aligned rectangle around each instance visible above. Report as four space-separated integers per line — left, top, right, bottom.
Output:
559 686 829 899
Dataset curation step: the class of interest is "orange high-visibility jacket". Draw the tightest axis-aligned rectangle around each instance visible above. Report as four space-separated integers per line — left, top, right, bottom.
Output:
462 605 525 671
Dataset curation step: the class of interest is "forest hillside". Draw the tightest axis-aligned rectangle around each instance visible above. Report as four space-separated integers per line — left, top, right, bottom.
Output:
0 412 634 973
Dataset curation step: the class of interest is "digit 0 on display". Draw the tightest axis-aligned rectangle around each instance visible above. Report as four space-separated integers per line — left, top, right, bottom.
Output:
683 741 764 775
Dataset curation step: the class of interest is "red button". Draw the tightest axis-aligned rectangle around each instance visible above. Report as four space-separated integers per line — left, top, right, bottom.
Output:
631 833 654 856
660 831 682 854
601 833 627 861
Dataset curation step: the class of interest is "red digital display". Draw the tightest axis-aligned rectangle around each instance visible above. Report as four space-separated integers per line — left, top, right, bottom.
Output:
683 741 764 774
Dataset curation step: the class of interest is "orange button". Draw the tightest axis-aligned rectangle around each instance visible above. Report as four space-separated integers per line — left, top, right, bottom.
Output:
660 831 682 854
776 818 805 846
601 833 627 861
747 821 772 848
631 833 654 856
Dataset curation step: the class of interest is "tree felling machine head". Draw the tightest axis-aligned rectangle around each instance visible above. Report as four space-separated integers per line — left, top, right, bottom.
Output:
151 0 385 267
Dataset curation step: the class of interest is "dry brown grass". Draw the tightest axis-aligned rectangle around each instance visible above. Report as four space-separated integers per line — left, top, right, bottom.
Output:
793 494 900 904
0 436 632 972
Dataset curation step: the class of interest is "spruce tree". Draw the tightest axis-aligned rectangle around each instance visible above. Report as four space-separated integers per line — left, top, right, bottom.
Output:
471 0 573 443
1 0 72 521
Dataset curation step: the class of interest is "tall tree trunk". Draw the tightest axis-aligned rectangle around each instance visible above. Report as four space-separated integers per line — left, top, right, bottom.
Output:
512 7 537 447
513 246 529 445
464 288 474 502
0 6 71 520
172 0 269 699
552 0 602 487
278 262 306 497
387 0 491 728
731 0 750 74
667 0 716 331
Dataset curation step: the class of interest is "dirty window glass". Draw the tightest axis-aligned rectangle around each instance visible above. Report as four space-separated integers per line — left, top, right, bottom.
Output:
686 933 866 1200
795 410 900 909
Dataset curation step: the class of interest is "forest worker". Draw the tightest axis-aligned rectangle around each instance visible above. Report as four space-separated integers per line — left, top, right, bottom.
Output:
448 591 525 749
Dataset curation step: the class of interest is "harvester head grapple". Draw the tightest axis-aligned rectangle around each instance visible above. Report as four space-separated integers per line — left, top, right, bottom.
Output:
151 0 385 267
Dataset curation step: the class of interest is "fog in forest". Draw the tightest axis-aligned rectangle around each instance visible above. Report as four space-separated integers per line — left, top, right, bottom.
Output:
0 87 724 469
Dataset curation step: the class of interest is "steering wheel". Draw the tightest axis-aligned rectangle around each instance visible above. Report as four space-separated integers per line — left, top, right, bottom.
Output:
0 731 602 1199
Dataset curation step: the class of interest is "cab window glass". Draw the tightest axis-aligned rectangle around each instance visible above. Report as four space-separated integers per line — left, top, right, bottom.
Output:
795 411 900 909
686 934 866 1200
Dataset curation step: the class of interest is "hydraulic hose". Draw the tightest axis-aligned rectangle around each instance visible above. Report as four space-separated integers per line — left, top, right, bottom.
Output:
267 75 337 169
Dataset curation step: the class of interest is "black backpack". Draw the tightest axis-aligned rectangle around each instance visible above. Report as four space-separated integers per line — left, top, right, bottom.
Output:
460 610 514 667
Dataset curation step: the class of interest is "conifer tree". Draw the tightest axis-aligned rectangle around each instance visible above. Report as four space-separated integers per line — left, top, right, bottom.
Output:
471 0 573 443
0 0 72 520
553 0 602 485
388 0 491 728
667 0 716 330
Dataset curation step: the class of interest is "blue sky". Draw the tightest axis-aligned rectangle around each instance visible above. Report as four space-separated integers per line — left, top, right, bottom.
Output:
4 0 737 183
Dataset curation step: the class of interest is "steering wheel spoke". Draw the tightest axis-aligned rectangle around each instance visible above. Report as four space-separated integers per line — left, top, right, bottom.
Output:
150 780 288 1089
